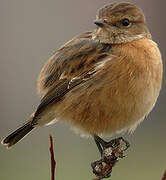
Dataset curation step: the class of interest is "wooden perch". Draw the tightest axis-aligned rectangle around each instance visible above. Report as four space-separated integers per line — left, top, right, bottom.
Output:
49 135 56 180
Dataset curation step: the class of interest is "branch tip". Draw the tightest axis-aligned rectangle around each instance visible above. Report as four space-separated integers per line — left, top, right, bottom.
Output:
49 134 56 180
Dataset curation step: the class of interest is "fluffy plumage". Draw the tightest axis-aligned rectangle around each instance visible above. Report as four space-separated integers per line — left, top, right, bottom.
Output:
2 2 163 148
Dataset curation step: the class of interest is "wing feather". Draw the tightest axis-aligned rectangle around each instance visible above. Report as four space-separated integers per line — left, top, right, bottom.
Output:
33 66 100 121
34 31 112 121
37 31 111 95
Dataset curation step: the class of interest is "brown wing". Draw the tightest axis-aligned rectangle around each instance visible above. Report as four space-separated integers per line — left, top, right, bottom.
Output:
34 31 112 121
37 31 111 96
34 68 98 121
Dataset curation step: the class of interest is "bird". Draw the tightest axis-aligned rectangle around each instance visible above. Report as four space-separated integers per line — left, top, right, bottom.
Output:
1 2 163 152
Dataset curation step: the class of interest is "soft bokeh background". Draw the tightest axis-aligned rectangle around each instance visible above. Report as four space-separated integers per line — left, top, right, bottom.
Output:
0 0 165 179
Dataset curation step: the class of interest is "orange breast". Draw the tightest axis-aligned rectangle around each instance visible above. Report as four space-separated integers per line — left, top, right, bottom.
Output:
54 38 163 135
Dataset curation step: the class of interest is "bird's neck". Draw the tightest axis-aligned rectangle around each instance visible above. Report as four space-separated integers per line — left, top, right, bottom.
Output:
92 28 152 45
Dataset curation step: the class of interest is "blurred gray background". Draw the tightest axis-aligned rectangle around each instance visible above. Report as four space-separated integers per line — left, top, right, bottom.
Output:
0 0 165 179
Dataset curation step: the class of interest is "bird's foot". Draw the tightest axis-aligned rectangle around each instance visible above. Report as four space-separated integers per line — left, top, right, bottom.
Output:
91 159 116 180
91 136 130 180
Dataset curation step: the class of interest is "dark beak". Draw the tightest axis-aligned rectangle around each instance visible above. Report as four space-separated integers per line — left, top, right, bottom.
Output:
94 20 106 27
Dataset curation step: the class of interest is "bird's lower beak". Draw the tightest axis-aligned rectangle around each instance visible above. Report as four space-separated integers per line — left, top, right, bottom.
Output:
94 20 107 27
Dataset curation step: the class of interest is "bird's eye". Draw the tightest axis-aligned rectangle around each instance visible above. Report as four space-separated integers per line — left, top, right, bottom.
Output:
120 19 131 27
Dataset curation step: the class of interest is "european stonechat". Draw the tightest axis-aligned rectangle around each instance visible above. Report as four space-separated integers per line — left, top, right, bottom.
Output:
2 2 162 157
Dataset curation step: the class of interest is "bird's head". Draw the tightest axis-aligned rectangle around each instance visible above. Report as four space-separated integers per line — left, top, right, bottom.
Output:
93 2 151 44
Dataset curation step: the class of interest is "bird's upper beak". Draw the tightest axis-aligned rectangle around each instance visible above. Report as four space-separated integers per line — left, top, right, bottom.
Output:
94 19 107 27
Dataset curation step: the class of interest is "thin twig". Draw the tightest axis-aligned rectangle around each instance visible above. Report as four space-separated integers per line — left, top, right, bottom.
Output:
161 170 166 180
49 135 56 180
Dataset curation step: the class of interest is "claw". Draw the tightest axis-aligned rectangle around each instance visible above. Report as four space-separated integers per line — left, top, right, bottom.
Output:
91 160 103 175
91 136 130 179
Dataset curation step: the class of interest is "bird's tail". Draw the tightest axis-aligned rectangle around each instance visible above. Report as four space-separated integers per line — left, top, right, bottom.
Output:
1 119 35 148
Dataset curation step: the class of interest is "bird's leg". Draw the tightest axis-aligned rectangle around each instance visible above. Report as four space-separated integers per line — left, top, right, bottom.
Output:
91 135 130 180
94 135 130 158
94 135 106 157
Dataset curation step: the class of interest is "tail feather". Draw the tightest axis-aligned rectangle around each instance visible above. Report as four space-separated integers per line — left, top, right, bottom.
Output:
1 121 35 148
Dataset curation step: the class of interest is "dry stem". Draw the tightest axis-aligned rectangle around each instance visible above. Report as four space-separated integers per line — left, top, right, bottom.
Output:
49 135 56 180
